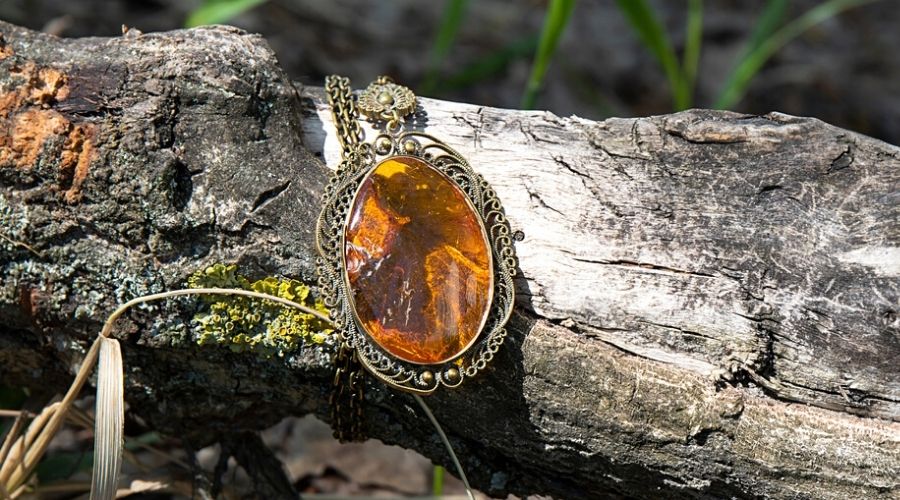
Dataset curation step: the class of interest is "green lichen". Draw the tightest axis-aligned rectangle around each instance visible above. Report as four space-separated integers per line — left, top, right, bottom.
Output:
187 263 332 356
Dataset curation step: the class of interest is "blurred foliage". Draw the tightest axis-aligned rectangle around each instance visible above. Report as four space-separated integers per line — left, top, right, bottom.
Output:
521 0 576 109
36 450 92 482
421 0 471 95
714 0 879 109
0 385 27 410
1 385 93 488
187 263 332 356
185 0 268 28
0 385 27 438
615 0 879 110
421 0 884 112
427 36 539 94
615 0 696 110
184 0 882 112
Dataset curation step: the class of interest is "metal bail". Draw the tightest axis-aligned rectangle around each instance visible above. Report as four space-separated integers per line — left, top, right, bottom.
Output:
358 78 416 123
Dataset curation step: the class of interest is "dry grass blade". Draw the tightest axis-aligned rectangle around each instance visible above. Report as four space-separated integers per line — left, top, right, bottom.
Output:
0 286 326 498
66 406 96 430
64 405 148 474
90 337 124 500
0 401 59 489
0 412 27 472
26 480 91 495
99 288 331 339
3 286 420 498
412 394 474 500
0 411 36 419
6 484 26 499
82 286 329 496
127 440 190 471
0 411 28 499
20 403 60 454
0 337 101 495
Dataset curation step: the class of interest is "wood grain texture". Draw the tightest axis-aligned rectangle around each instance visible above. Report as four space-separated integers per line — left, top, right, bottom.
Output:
1 22 898 499
306 87 900 421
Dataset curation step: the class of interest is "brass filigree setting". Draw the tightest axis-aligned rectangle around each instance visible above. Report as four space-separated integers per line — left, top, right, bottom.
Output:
316 132 517 394
357 77 416 122
318 75 517 398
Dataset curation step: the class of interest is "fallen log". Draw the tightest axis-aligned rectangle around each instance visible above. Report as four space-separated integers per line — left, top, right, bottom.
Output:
0 21 897 499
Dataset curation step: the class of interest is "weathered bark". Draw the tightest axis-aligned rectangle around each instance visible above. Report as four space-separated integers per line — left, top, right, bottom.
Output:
1 21 898 499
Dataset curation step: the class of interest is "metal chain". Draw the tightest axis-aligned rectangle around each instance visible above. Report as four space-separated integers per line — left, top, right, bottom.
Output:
324 74 367 442
324 75 364 159
322 75 477 498
323 74 418 441
329 342 365 442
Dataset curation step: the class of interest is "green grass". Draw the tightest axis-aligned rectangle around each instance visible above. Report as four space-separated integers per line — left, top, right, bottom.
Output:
433 36 538 92
614 0 880 111
521 0 577 109
615 0 687 109
682 0 703 107
613 0 704 110
185 0 268 28
714 0 879 109
181 0 881 115
432 465 445 496
742 0 790 58
421 0 471 95
182 0 881 114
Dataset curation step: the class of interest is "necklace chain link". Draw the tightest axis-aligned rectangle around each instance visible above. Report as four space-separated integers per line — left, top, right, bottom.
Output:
323 74 419 441
324 75 365 159
324 74 367 442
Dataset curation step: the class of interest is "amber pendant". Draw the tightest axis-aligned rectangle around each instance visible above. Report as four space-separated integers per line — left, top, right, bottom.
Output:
317 130 517 394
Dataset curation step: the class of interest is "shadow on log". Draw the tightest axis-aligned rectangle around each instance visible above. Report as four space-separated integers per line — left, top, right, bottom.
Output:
0 21 898 499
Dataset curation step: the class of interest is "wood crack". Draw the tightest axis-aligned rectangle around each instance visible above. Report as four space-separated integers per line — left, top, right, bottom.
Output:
250 180 291 213
569 256 716 279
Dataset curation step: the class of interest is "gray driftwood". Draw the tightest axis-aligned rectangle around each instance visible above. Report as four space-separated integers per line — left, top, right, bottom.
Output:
1 22 898 499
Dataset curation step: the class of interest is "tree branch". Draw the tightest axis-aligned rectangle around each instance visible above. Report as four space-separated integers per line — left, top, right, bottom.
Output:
0 21 897 499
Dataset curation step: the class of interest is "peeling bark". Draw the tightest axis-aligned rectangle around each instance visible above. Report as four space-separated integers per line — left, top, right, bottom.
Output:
0 22 898 499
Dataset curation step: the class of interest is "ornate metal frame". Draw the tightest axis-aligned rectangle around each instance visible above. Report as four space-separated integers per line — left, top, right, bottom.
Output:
316 131 517 394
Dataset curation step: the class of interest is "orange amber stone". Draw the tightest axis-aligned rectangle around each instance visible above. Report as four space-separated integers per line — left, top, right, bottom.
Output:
344 155 492 364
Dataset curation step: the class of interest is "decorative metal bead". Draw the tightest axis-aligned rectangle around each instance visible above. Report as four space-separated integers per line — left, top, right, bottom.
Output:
377 92 394 105
375 136 392 155
402 138 419 154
